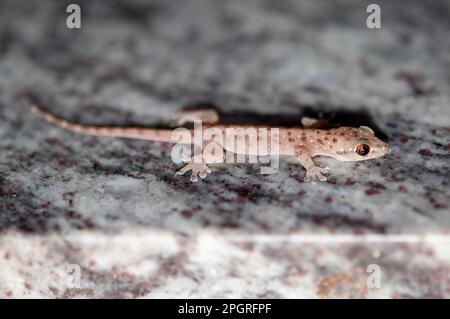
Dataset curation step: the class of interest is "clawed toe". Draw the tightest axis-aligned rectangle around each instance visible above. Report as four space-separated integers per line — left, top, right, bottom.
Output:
320 166 330 173
304 166 328 183
176 163 211 182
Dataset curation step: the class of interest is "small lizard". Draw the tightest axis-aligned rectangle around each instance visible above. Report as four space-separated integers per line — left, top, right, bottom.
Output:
29 104 388 183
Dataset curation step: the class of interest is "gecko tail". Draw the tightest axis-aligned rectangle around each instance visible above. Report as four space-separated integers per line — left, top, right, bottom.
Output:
30 104 75 131
28 101 175 143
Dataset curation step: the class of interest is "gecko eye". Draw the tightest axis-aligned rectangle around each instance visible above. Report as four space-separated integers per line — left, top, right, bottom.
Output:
356 144 371 156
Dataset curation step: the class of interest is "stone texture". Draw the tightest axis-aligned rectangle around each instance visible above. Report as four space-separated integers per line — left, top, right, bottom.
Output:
0 0 449 298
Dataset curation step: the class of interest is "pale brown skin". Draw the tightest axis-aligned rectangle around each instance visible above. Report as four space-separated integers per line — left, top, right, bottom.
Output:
30 105 388 183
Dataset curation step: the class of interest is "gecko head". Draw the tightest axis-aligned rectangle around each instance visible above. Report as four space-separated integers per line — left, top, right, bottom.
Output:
328 126 388 161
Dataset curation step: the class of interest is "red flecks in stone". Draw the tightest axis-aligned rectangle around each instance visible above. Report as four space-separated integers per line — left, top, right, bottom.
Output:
419 149 433 157
371 183 386 190
42 202 50 209
398 185 408 192
181 210 194 218
89 260 96 268
444 144 450 151
92 161 99 169
388 174 403 182
434 203 448 209
56 154 66 165
4 251 11 259
345 178 355 186
365 189 380 196
65 211 77 219
430 198 448 210
24 283 33 290
49 287 59 295
120 271 136 284
84 219 95 229
324 196 332 203
6 290 13 297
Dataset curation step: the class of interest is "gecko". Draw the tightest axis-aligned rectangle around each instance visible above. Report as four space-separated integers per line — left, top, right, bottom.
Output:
28 103 388 183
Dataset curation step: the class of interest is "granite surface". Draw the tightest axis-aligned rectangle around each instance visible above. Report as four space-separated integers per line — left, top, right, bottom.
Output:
0 0 449 298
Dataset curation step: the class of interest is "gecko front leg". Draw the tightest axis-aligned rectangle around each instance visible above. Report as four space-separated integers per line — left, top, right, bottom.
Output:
175 141 224 182
175 157 212 182
295 146 329 183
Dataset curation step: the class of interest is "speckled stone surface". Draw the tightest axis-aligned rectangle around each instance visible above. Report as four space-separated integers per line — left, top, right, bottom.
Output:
0 0 449 298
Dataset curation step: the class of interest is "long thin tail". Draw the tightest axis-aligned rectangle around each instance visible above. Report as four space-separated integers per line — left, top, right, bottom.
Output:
28 102 175 143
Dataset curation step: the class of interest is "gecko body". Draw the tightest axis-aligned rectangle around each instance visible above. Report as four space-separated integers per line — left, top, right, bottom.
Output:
29 105 388 182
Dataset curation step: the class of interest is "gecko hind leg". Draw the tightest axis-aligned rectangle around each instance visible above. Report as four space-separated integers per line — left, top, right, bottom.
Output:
295 146 329 183
173 109 219 126
304 165 329 183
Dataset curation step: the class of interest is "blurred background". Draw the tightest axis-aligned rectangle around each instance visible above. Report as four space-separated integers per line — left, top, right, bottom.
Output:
0 0 449 298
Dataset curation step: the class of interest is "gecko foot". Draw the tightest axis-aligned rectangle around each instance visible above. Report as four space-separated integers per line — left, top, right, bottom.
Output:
304 166 329 183
175 163 212 182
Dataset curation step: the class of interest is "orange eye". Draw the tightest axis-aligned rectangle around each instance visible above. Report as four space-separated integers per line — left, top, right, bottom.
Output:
356 144 370 156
